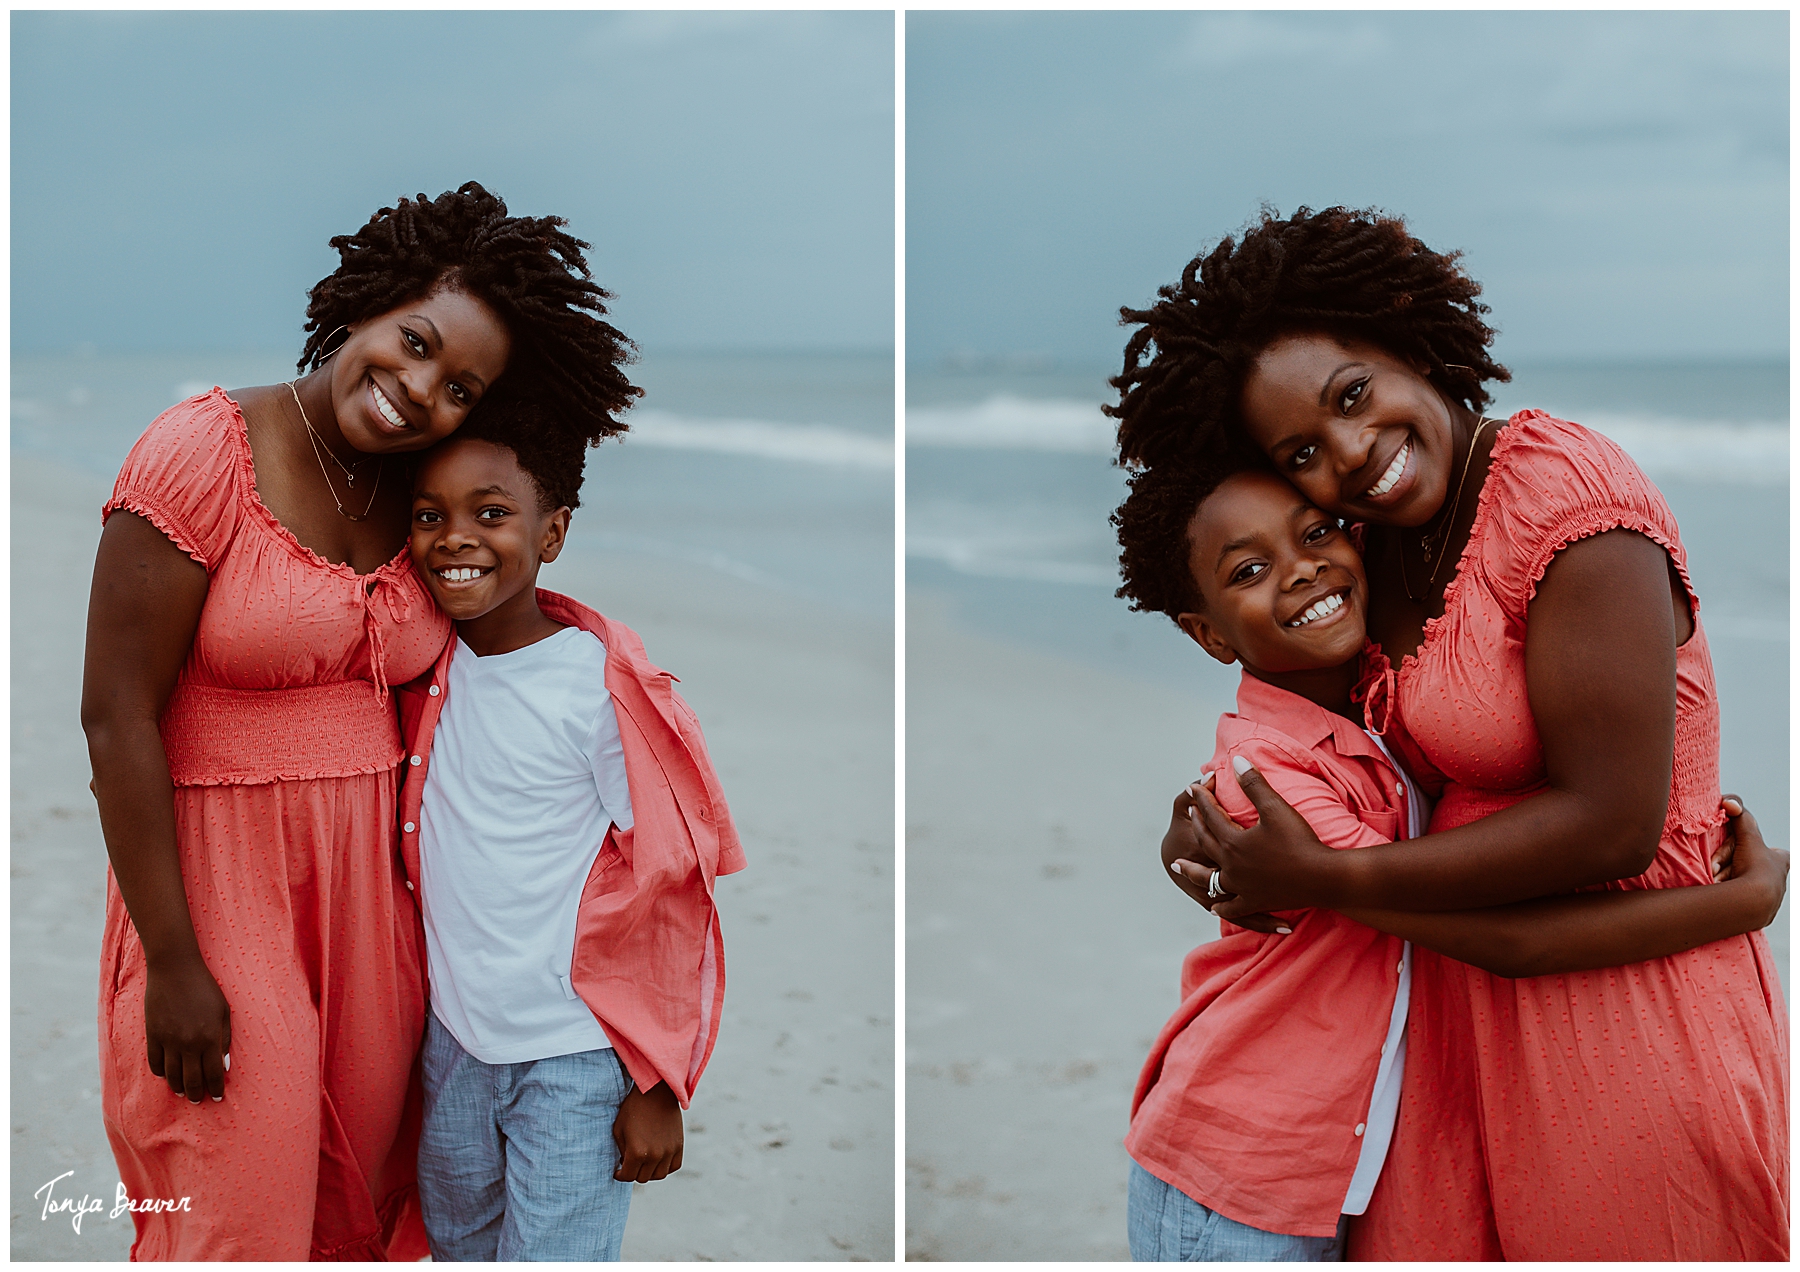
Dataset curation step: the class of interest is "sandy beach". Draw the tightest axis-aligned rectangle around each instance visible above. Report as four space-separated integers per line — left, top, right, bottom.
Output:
904 591 1230 1261
10 454 894 1261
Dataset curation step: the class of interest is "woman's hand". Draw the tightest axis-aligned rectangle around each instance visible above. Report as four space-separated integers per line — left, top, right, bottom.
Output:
1713 795 1787 927
1190 758 1349 920
1160 781 1217 908
1162 774 1296 935
143 952 231 1103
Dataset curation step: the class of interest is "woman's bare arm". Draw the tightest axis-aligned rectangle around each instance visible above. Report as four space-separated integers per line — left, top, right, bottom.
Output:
1338 803 1786 977
1197 530 1695 916
80 511 230 1104
1167 792 1783 973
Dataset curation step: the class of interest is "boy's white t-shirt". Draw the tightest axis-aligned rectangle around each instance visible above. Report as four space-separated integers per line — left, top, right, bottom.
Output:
418 626 635 1065
1340 730 1428 1216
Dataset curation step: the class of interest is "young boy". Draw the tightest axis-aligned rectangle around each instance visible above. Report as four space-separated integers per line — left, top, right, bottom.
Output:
1111 457 1782 1261
395 398 745 1261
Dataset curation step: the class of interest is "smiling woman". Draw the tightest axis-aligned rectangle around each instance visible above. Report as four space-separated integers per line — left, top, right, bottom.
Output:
79 183 640 1261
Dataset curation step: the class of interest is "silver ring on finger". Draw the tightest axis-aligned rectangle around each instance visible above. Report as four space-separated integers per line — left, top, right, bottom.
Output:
1207 869 1226 899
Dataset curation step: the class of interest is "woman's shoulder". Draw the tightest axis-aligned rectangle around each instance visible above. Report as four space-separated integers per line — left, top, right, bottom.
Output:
105 387 251 566
1488 409 1661 502
117 388 247 481
1477 408 1682 605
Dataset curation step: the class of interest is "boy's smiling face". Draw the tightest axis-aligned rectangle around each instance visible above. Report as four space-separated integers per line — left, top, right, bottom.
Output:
1178 469 1368 676
410 437 570 630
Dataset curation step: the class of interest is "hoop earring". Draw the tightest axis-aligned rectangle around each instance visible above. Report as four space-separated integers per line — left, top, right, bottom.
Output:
311 324 351 370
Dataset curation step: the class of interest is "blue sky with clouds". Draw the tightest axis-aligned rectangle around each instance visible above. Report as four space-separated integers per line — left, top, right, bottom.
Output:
13 11 893 355
907 11 1786 365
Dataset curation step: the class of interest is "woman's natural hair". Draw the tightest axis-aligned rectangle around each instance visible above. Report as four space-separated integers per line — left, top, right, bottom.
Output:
299 181 639 445
1112 441 1271 623
453 387 591 512
1107 206 1508 472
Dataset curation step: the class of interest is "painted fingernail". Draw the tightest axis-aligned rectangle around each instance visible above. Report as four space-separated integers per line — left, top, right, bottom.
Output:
1199 771 1215 786
212 1095 222 1102
1169 861 1184 875
223 1054 231 1072
1231 756 1252 776
1276 926 1293 935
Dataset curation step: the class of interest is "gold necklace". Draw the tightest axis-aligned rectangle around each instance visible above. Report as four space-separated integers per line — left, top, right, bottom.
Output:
288 381 382 522
1401 414 1491 603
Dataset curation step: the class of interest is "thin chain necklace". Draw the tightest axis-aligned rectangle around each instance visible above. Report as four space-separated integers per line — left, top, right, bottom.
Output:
1401 414 1492 603
288 381 382 522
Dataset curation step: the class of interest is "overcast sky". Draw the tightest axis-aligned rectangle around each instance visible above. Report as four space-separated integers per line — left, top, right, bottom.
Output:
908 11 1787 365
13 11 893 355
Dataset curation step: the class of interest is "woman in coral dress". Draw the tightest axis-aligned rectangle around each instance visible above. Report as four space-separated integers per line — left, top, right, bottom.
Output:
81 184 638 1259
1113 206 1786 1258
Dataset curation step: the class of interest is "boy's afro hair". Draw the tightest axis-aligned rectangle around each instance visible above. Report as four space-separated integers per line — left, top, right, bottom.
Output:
1112 439 1271 624
300 181 640 442
1106 205 1508 472
454 387 592 512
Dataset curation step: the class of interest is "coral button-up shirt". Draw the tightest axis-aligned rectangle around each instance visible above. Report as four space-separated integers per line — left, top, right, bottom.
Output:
1126 670 1414 1238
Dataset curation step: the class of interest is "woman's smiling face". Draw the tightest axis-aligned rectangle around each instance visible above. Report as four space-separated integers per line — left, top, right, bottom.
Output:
328 285 512 455
1238 332 1459 529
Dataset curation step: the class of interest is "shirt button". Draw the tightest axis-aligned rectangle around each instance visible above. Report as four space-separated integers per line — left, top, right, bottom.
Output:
1355 1123 1366 1137
404 822 416 833
405 880 415 891
1395 781 1405 795
429 684 441 697
1398 961 1405 974
410 755 422 766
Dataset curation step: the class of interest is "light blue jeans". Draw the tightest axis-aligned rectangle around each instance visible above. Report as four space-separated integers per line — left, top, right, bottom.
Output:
417 1012 635 1261
1127 1161 1347 1261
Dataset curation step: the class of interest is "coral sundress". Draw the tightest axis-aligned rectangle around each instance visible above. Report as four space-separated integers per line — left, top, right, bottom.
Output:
97 389 450 1260
1348 411 1788 1259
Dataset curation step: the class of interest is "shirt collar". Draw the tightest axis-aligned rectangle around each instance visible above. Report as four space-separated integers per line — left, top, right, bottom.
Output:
1231 668 1392 767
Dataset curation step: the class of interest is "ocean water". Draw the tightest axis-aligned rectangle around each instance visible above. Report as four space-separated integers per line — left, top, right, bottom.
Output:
12 348 894 618
907 358 1790 980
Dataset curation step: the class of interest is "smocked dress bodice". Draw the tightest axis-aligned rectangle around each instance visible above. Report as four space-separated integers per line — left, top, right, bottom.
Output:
103 388 452 785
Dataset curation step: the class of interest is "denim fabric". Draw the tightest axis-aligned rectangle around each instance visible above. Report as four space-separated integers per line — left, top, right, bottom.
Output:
1127 1161 1347 1261
418 1012 635 1261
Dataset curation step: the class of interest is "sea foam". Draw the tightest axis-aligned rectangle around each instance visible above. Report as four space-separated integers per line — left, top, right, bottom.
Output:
627 410 892 469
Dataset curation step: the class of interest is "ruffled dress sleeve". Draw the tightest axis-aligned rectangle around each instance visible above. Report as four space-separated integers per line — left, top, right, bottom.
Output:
1471 409 1696 620
102 388 245 569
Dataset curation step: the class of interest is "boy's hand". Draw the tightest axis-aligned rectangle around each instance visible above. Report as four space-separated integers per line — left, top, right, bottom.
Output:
613 1080 683 1182
1163 776 1291 936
